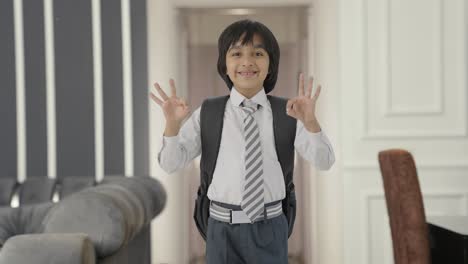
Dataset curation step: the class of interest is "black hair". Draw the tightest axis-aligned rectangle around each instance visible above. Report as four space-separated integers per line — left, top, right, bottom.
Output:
217 19 280 94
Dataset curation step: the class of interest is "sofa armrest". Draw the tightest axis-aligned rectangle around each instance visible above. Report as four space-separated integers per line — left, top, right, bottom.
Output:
0 233 96 264
42 176 166 258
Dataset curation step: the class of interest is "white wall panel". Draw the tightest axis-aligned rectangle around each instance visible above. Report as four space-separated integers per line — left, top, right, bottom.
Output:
341 3 467 263
363 0 467 138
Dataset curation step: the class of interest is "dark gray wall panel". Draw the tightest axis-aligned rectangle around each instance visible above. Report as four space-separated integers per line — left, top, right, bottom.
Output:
131 0 148 176
0 0 17 178
102 0 125 175
1 0 148 181
24 0 47 177
54 0 95 177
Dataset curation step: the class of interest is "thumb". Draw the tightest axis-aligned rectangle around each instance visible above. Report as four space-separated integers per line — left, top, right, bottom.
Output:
286 107 298 119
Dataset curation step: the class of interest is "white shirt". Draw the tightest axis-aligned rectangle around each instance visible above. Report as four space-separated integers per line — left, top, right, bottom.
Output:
158 88 335 205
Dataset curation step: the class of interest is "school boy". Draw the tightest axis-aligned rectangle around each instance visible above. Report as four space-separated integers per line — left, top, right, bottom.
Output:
150 19 335 264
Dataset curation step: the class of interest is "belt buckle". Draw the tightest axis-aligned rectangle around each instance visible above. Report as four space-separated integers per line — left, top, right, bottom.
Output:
231 209 252 224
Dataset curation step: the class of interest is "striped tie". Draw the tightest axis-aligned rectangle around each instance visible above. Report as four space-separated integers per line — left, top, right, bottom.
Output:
240 99 264 222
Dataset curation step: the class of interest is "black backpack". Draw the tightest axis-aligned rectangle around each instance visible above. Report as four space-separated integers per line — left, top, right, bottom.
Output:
193 95 297 241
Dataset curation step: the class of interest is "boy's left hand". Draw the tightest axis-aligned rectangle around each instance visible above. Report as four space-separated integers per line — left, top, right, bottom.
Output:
286 73 322 133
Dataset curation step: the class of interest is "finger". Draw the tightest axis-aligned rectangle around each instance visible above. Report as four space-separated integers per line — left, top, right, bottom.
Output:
169 79 177 98
312 85 322 101
292 101 298 111
178 97 188 108
306 77 314 98
184 103 191 113
153 82 169 101
286 99 293 111
149 92 163 106
286 109 296 118
287 103 298 119
298 73 304 97
286 98 297 112
179 98 190 114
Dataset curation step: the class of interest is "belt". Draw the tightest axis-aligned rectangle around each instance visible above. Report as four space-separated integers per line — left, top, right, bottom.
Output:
209 200 283 224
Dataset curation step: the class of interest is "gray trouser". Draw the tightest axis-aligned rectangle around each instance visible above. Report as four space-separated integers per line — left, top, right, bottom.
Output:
205 214 288 264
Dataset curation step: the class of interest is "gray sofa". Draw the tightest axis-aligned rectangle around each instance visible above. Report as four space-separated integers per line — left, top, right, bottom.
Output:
0 176 166 264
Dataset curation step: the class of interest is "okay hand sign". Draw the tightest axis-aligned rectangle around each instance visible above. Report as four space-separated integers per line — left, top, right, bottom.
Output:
286 73 321 125
149 79 190 125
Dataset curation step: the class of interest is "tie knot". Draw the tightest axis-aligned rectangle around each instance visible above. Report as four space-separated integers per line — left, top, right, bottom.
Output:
241 99 258 115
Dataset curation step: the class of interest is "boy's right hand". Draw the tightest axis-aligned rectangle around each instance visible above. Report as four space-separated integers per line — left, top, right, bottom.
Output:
149 79 190 127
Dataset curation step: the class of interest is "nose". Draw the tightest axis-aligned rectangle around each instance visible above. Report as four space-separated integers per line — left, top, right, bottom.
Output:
241 55 254 67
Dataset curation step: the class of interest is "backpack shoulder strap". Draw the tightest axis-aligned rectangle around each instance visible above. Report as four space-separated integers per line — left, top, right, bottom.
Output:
199 95 230 193
267 95 297 190
268 95 298 238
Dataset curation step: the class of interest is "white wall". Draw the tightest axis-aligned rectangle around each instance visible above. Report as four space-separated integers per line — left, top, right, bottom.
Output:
147 1 189 263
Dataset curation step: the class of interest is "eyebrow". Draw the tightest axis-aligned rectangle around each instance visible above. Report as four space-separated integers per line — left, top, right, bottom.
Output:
229 44 266 50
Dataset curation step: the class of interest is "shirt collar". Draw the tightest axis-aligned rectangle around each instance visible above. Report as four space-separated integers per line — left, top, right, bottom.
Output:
230 87 268 108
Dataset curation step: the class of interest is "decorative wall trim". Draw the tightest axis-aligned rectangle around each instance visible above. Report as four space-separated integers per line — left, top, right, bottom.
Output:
361 129 468 139
362 192 384 264
14 0 26 183
361 0 467 139
122 0 134 177
383 0 444 116
344 162 468 170
92 0 104 182
44 0 57 179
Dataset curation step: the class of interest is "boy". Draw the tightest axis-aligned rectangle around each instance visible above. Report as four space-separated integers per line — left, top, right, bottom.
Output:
150 19 335 264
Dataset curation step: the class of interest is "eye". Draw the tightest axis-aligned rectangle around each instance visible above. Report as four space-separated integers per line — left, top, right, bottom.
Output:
232 52 240 57
256 52 264 56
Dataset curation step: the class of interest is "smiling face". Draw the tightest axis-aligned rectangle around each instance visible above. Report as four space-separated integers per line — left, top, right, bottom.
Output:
225 33 270 98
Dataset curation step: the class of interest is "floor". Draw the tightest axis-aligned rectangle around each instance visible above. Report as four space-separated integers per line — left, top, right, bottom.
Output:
190 255 304 264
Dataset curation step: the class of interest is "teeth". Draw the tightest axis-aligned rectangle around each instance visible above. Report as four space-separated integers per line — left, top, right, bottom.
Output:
239 72 256 77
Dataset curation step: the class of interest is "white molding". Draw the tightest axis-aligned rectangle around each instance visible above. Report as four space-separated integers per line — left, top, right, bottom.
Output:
362 192 384 264
382 216 394 264
361 0 466 139
361 129 467 139
307 6 319 264
344 162 468 170
122 0 134 177
92 0 104 182
44 0 56 179
383 0 444 116
14 0 26 183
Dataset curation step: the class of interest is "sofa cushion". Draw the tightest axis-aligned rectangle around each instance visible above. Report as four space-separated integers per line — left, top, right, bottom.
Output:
0 179 16 207
19 178 56 205
0 207 15 247
0 202 53 247
59 177 95 198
